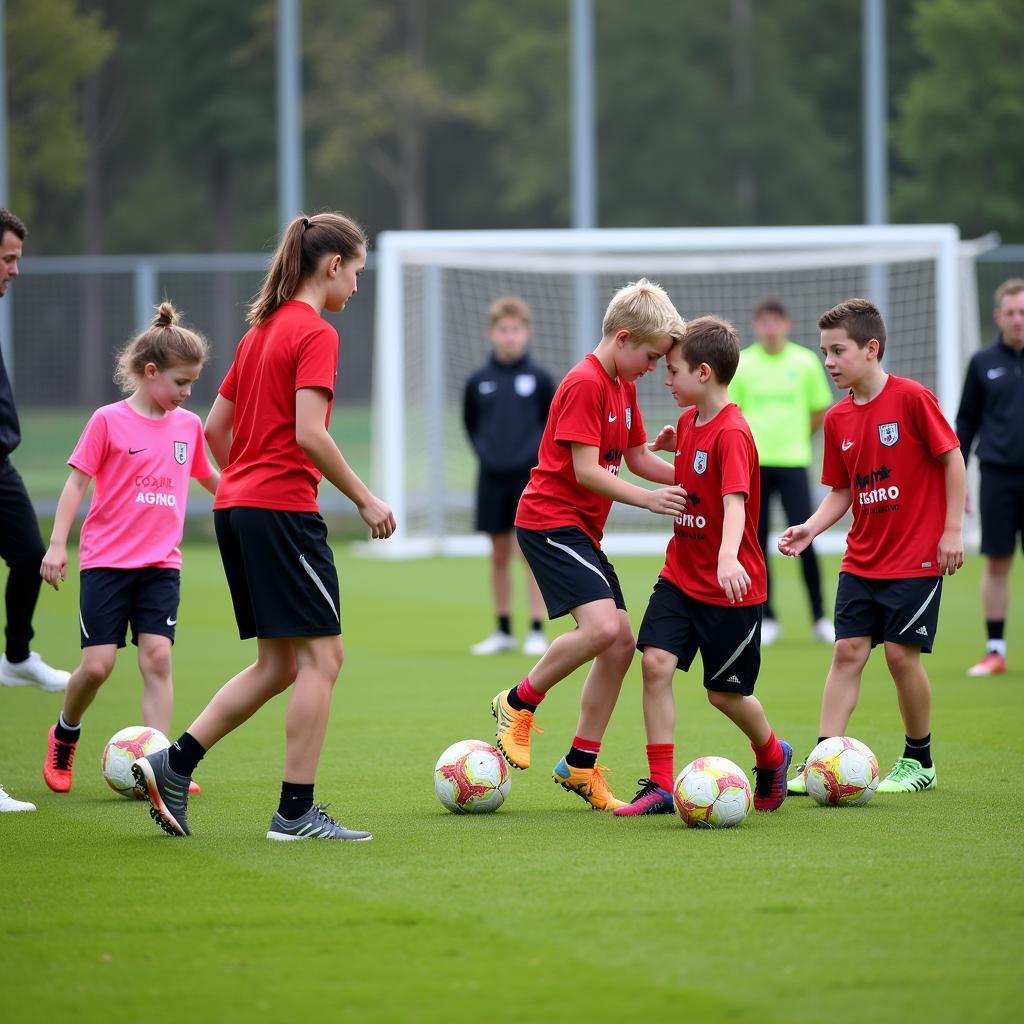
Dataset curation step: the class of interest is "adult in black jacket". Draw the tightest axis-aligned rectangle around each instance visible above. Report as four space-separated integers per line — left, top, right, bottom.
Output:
956 278 1024 677
463 297 554 656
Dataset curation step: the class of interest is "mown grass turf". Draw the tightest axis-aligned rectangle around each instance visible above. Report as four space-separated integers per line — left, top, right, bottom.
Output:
2 547 1022 1023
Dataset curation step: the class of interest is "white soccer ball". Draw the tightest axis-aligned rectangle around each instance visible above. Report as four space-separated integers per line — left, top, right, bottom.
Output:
673 756 752 828
434 739 511 814
803 736 879 806
101 726 170 799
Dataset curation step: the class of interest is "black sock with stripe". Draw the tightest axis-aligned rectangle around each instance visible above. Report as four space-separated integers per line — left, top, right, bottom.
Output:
903 734 932 769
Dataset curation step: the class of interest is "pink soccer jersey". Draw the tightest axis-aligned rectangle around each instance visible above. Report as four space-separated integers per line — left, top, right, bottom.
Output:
69 401 213 570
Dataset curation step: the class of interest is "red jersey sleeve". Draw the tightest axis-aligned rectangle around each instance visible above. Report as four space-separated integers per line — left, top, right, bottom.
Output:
67 409 108 478
294 324 339 397
219 359 238 402
718 429 755 498
910 386 960 458
820 411 848 488
552 378 605 447
626 383 647 447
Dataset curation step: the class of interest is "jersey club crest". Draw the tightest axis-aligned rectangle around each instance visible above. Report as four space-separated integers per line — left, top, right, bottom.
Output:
693 449 708 474
174 441 188 465
877 422 899 447
625 407 632 430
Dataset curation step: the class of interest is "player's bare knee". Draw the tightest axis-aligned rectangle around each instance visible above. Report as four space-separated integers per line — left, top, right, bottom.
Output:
706 689 733 712
139 644 172 680
641 646 675 687
80 651 115 687
884 641 920 675
833 637 870 671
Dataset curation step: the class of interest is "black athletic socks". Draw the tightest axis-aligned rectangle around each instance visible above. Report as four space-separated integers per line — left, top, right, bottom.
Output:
904 734 932 769
506 685 536 712
167 731 206 778
498 615 512 636
278 781 315 820
55 712 81 744
565 747 598 770
530 619 543 633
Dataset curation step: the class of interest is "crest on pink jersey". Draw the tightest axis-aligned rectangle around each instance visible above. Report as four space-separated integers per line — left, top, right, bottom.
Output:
174 441 188 465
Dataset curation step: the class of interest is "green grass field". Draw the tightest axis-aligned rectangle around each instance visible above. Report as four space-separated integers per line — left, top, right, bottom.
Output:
2 547 1022 1023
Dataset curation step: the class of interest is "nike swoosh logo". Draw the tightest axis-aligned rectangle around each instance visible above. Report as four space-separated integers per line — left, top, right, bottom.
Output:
841 440 854 451
608 414 617 422
166 617 177 627
128 448 147 455
987 367 1007 380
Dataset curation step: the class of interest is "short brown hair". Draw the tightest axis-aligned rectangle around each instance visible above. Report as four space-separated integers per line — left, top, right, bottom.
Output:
488 296 530 325
817 298 886 360
995 279 1024 307
677 315 740 384
0 208 27 241
753 298 789 319
115 301 210 393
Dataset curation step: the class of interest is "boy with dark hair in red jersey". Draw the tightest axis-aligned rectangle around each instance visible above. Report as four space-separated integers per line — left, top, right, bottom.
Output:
780 298 965 794
492 279 687 811
615 316 792 816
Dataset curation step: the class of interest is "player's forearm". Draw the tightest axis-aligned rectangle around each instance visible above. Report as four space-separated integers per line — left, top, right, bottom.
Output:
574 462 660 509
941 448 966 532
804 488 852 538
624 445 674 485
199 472 220 496
298 426 372 507
719 493 746 559
49 473 89 546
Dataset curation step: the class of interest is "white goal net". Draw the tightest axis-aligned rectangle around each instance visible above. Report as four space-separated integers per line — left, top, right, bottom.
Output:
372 226 969 558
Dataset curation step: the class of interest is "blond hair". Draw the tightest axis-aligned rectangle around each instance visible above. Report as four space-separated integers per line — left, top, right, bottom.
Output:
114 302 209 393
602 278 685 344
488 296 531 325
995 278 1024 307
248 212 367 326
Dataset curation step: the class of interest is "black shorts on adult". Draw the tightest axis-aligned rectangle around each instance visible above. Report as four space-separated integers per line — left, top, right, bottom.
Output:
215 508 341 640
636 577 763 695
979 463 1024 557
476 467 531 534
515 525 625 619
834 572 942 653
79 567 180 649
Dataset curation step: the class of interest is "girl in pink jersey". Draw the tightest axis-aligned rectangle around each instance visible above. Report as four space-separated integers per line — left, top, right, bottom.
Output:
134 212 394 841
39 303 219 794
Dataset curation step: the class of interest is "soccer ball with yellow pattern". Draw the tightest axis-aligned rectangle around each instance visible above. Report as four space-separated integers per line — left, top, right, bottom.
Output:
803 736 879 806
673 756 752 828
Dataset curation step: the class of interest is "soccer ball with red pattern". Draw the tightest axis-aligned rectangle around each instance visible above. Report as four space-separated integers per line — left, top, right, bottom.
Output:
101 726 170 799
803 736 879 806
434 739 511 814
673 756 752 828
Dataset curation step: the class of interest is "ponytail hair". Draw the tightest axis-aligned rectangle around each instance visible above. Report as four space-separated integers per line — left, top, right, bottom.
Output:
114 301 210 393
247 212 368 326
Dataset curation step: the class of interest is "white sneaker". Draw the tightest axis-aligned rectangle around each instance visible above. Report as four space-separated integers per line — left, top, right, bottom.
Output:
0 652 71 692
470 631 517 656
760 618 782 646
812 617 836 644
0 785 36 812
522 629 548 656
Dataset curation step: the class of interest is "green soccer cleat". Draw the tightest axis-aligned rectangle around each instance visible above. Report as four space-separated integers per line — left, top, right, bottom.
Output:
786 760 808 795
876 757 936 793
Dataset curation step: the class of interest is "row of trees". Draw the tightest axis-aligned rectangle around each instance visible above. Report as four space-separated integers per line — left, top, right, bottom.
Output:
8 0 1023 255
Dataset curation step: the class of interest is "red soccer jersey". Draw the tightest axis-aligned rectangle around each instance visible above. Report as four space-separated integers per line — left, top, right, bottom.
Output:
515 353 646 546
660 403 767 607
821 374 960 578
214 301 338 512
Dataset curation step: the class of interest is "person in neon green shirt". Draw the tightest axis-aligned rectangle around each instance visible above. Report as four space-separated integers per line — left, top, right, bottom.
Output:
731 299 835 645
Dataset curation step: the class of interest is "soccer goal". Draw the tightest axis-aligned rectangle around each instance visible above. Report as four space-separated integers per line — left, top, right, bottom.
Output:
372 225 972 558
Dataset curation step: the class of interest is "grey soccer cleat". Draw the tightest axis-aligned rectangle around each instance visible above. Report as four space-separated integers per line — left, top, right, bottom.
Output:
132 747 192 837
266 803 372 842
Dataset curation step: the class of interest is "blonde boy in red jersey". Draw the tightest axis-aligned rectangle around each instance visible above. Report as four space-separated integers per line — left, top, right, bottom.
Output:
615 316 792 816
780 299 965 794
492 279 687 810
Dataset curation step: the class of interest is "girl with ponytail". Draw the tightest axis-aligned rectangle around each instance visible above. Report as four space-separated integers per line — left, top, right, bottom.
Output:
40 302 219 794
134 212 395 842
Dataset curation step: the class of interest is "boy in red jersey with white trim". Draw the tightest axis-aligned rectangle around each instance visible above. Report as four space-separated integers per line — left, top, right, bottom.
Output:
492 279 687 811
615 316 792 816
780 299 965 794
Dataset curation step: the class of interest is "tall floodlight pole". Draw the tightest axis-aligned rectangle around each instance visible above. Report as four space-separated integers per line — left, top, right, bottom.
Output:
570 0 598 359
277 0 304 230
0 0 13 383
863 0 889 313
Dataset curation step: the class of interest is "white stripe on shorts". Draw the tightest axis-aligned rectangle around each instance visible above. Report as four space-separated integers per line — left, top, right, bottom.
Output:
79 610 90 640
897 580 940 635
710 620 759 682
544 537 612 591
298 554 340 622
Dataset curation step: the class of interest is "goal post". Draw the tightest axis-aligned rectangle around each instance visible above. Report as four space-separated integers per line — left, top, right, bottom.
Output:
372 225 965 559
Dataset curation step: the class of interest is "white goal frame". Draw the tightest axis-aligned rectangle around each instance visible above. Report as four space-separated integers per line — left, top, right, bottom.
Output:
372 225 963 559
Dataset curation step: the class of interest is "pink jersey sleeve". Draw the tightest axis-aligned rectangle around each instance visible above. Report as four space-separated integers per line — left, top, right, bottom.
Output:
552 378 605 447
820 411 848 488
67 410 109 478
